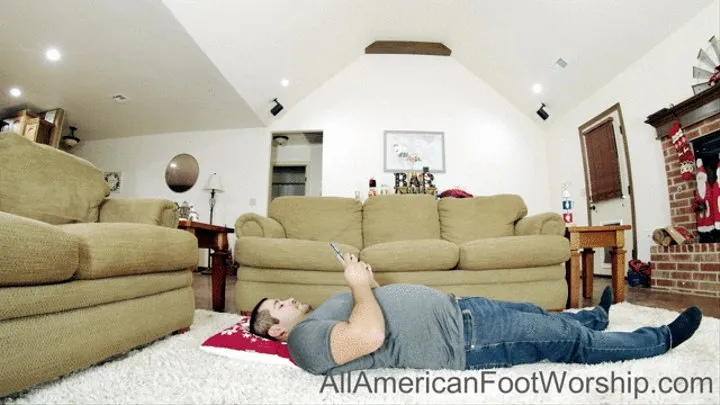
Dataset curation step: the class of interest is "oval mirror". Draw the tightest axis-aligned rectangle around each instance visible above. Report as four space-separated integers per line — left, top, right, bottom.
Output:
165 153 199 193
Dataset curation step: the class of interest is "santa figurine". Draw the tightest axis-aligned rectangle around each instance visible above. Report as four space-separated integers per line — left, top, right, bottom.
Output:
693 158 715 242
714 154 720 235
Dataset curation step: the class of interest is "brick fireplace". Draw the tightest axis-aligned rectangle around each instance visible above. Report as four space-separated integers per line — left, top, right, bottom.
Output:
645 86 720 297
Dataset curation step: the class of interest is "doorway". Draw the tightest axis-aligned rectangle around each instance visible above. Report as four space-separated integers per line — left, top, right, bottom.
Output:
269 131 323 201
578 103 638 276
271 164 307 199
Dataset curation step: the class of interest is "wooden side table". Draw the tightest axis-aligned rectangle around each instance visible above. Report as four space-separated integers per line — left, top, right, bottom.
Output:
178 219 234 312
565 225 632 309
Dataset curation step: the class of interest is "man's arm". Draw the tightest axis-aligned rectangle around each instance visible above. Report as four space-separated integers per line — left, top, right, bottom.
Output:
329 255 386 366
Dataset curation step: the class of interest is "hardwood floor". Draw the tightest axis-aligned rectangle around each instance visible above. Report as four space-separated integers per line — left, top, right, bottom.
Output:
192 273 720 318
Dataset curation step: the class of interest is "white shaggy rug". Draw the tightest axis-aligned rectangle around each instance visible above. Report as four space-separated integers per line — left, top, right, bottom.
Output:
5 303 719 405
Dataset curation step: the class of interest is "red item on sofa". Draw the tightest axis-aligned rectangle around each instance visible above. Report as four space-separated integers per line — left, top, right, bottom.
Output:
200 316 296 366
439 189 473 198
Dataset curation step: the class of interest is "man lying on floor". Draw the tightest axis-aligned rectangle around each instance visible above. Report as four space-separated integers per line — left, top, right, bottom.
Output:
248 253 703 375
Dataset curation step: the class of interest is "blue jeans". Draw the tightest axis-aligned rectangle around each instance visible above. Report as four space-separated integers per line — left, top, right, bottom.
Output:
457 297 671 369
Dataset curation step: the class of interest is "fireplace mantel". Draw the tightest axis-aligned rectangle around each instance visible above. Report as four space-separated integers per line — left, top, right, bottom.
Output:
645 86 720 139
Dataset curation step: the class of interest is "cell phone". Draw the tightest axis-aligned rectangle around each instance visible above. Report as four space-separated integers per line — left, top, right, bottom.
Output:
329 242 345 265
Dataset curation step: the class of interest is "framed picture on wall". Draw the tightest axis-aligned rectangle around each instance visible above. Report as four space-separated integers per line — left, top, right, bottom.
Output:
104 171 122 193
384 130 445 173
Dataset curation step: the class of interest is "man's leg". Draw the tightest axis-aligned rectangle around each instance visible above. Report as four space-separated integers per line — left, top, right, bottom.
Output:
481 287 613 331
459 296 685 370
491 300 608 330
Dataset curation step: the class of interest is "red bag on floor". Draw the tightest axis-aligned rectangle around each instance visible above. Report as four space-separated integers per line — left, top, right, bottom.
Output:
628 259 652 287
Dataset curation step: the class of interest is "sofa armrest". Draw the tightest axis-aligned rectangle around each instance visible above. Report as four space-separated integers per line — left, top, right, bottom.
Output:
98 199 179 228
235 213 286 238
514 212 566 236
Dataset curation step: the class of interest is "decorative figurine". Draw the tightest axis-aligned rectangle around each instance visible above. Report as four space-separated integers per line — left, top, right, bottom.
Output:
561 183 574 225
693 158 715 242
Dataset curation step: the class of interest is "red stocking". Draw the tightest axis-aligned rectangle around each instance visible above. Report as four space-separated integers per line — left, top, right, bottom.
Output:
669 121 695 181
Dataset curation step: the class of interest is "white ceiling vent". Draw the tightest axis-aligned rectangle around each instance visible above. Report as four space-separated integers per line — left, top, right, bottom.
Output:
110 93 130 103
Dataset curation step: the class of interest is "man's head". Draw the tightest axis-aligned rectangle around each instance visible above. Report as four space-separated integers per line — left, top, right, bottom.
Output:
249 297 312 341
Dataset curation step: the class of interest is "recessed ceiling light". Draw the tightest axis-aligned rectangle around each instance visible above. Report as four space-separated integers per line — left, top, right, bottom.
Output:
532 83 543 94
9 88 22 97
281 79 290 87
45 48 61 61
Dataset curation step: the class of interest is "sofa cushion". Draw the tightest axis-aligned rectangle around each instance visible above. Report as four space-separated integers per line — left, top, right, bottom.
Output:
359 240 458 272
0 212 80 286
362 195 440 247
236 237 360 271
459 235 570 270
58 223 198 279
0 132 109 225
236 266 567 312
268 197 362 249
439 195 528 244
238 265 565 286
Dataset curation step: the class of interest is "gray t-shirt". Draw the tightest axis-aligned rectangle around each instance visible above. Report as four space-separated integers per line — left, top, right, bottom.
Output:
287 284 466 374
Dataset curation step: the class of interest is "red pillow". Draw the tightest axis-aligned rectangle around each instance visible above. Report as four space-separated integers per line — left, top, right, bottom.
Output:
199 315 296 366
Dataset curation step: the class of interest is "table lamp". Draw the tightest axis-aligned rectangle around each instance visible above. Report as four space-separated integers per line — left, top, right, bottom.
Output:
203 173 224 225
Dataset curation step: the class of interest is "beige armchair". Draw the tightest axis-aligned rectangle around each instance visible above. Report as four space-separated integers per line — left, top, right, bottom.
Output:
0 132 197 397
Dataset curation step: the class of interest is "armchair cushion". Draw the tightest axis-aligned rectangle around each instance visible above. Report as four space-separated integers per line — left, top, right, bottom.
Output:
98 199 179 228
235 213 286 238
359 239 459 272
515 212 566 237
269 197 362 248
0 212 80 286
459 235 570 270
58 223 198 279
0 132 108 225
236 237 359 271
439 195 528 244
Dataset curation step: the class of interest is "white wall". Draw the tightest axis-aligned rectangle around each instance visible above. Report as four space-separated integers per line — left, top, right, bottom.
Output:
270 54 552 213
271 143 323 196
546 0 720 261
73 128 271 265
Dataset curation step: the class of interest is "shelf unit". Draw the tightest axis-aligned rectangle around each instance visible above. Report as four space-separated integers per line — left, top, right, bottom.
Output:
1 108 66 148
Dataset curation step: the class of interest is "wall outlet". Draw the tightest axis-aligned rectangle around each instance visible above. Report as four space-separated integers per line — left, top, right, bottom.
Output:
249 198 256 207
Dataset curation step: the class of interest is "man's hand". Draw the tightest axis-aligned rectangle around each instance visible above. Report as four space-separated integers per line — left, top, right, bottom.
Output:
342 254 371 288
331 253 386 366
365 263 380 289
343 254 380 289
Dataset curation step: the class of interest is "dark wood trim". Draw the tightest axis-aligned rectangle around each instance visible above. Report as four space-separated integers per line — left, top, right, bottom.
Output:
582 116 614 134
567 225 632 232
365 41 452 56
645 86 720 138
578 125 592 226
178 219 234 233
616 103 639 260
577 102 638 260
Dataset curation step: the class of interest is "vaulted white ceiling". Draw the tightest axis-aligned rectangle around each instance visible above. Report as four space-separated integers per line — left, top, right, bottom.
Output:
0 0 262 140
164 0 715 126
0 1 714 141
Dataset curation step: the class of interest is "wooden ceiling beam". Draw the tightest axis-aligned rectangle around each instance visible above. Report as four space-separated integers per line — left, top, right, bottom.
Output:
364 41 451 56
